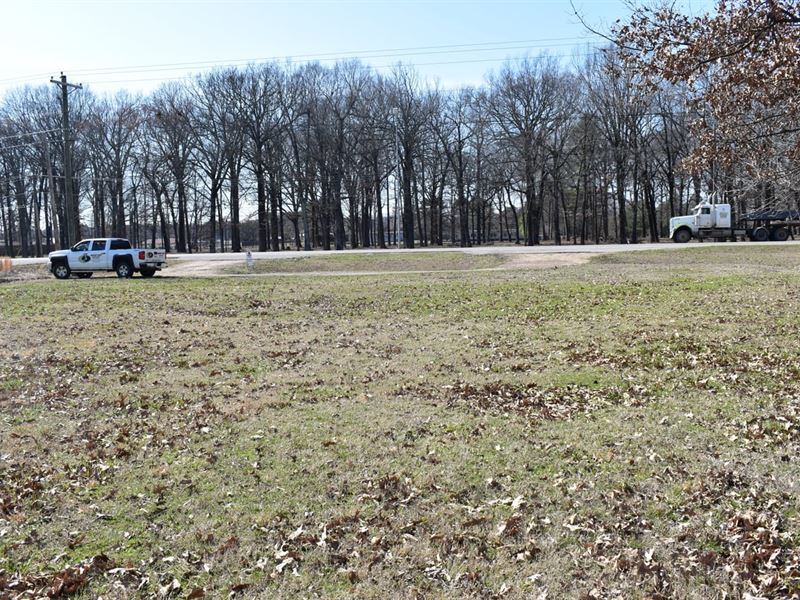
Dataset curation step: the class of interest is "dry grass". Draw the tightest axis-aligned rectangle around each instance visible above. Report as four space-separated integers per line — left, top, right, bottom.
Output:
0 263 49 283
1 246 800 599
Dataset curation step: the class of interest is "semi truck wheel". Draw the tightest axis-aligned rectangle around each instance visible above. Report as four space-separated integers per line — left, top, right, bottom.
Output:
752 227 769 242
673 229 691 243
771 227 789 242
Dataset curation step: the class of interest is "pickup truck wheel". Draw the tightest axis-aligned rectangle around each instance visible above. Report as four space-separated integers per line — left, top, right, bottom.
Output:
115 260 133 278
140 268 156 278
771 227 790 242
76 272 93 279
673 228 691 243
752 227 770 242
53 263 71 279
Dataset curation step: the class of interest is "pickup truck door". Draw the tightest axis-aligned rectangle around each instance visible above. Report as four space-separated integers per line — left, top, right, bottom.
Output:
67 241 92 270
88 240 109 269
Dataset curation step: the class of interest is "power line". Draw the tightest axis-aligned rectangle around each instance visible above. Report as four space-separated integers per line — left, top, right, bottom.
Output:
73 40 598 78
78 47 606 87
0 36 601 86
74 36 598 75
0 140 55 152
0 128 62 142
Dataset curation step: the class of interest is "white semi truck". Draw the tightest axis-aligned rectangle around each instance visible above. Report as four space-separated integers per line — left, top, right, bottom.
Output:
669 202 800 243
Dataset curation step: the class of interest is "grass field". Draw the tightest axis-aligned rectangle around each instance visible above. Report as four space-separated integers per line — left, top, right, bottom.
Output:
222 251 507 274
1 246 800 598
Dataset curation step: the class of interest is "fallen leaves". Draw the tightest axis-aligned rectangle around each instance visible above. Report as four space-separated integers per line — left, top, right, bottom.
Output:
433 380 652 423
0 554 112 598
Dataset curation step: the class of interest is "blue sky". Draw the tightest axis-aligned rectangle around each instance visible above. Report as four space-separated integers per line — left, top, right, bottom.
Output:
0 0 716 96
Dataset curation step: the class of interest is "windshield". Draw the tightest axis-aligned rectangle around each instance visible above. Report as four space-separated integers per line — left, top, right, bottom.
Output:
71 241 90 252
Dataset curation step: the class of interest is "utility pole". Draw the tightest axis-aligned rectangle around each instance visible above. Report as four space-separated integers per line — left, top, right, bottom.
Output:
50 73 82 246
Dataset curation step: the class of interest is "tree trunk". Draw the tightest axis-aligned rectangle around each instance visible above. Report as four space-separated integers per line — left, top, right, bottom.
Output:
3 179 13 256
14 176 29 257
268 169 280 251
401 145 415 248
176 175 187 252
209 182 218 253
331 170 346 250
256 157 268 252
615 159 628 243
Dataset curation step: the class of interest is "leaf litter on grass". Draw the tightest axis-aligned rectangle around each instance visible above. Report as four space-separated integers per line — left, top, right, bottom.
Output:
2 250 800 597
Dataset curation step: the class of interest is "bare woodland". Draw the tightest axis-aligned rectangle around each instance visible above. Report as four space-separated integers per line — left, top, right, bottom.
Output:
0 0 798 256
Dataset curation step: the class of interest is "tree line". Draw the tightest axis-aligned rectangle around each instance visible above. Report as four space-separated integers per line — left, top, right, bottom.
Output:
0 46 793 256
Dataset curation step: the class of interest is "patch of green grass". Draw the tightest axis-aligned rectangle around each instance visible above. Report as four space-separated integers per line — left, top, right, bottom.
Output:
0 377 23 391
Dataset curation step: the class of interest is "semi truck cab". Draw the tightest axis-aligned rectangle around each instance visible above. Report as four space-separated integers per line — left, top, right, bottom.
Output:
670 202 732 243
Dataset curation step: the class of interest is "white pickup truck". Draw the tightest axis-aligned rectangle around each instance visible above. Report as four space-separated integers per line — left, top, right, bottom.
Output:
48 238 167 279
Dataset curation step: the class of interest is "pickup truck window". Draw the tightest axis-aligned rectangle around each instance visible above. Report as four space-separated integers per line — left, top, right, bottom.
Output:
72 241 90 252
110 239 131 250
91 240 106 251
